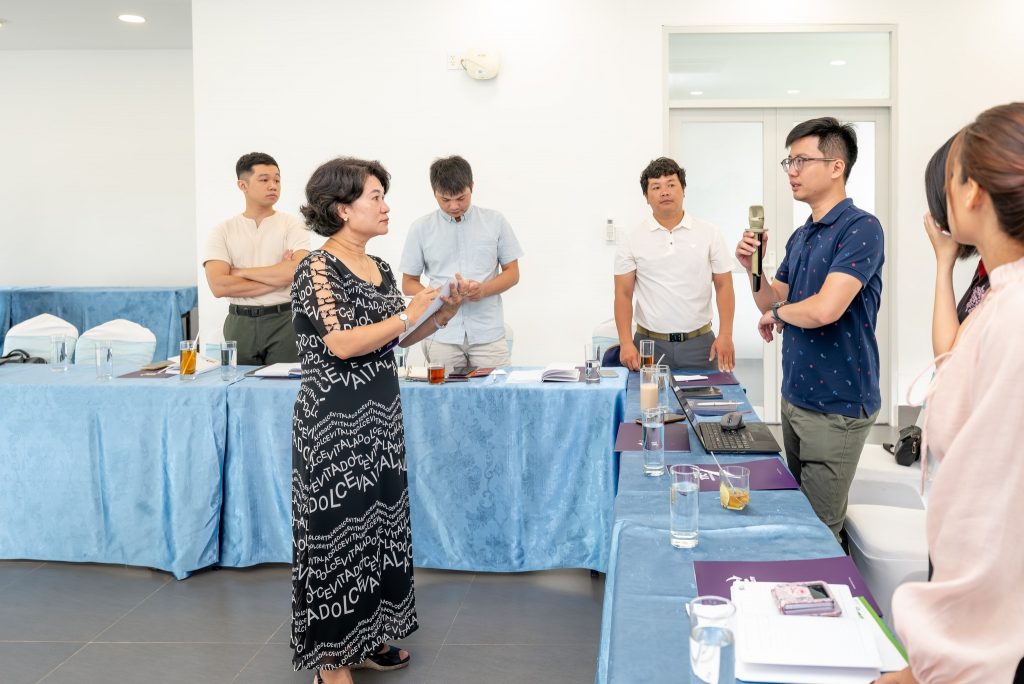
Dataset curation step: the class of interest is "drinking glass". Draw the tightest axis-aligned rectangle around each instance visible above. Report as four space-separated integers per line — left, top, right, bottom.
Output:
688 596 736 684
655 363 672 413
640 366 658 411
50 335 69 371
719 465 750 511
220 340 238 381
640 339 655 368
583 343 601 383
94 341 113 380
669 464 699 548
393 345 408 371
428 363 445 384
641 407 665 477
179 340 198 381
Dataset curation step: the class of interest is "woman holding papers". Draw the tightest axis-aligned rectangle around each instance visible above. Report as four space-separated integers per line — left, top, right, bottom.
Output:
289 157 464 684
880 104 1024 683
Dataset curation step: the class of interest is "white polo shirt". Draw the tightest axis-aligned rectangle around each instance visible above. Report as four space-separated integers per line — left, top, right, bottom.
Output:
613 212 732 334
204 212 311 306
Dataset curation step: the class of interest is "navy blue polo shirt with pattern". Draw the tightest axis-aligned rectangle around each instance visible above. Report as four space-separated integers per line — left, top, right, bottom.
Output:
775 198 883 418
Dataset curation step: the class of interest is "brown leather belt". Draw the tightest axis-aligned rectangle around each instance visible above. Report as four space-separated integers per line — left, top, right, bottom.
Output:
229 303 291 317
636 322 712 343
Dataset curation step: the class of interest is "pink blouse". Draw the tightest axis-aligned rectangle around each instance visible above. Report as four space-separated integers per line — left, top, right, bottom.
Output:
892 256 1024 682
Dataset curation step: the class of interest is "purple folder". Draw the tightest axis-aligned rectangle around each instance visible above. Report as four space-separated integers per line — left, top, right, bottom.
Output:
674 370 739 387
614 422 690 452
693 556 882 615
691 458 799 492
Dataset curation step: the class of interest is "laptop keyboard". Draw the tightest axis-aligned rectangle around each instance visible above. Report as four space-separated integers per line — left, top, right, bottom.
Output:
699 424 755 452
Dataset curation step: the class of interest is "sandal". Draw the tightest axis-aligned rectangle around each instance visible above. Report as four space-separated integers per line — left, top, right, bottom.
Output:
351 644 411 671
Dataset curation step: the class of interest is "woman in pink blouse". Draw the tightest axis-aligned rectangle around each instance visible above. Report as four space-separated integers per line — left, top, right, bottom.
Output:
879 103 1024 683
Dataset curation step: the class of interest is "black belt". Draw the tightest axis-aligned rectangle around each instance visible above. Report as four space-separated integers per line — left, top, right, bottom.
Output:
229 303 291 317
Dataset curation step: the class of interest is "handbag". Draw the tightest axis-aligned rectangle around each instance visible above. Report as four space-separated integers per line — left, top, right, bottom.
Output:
883 425 922 467
0 349 47 366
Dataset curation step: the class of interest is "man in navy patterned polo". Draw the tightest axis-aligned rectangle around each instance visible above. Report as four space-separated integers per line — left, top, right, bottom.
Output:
735 117 883 542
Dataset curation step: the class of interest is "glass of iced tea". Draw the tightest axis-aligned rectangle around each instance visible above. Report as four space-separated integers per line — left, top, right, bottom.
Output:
427 363 445 385
719 465 750 511
640 339 655 368
179 340 198 381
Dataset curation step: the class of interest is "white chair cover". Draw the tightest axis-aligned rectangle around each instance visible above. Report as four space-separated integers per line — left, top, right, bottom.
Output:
74 319 157 366
591 318 631 357
3 313 79 362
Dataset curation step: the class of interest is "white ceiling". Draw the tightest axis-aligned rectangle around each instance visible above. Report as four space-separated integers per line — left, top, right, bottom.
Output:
0 0 191 50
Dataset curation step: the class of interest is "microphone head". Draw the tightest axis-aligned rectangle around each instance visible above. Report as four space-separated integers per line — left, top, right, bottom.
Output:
748 205 765 232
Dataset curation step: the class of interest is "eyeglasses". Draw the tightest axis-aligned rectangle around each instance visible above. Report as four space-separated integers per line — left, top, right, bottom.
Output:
780 156 837 172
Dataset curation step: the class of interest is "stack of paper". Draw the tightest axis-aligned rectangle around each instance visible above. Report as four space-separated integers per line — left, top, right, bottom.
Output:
730 582 906 683
164 354 219 376
252 363 302 378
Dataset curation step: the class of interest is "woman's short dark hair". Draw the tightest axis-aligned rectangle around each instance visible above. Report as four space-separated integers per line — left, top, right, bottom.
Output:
954 102 1024 244
640 157 686 194
925 136 975 259
430 156 473 196
300 157 390 237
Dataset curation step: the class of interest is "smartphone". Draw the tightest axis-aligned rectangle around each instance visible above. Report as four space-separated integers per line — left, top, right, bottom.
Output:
675 386 723 399
634 412 686 425
771 581 842 617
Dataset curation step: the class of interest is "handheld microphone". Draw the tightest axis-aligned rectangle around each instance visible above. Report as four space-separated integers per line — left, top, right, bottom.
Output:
748 205 765 292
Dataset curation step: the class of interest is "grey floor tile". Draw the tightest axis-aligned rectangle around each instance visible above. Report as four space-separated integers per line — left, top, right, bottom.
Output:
0 642 84 684
445 570 604 646
43 642 259 684
425 643 598 684
240 642 440 684
0 560 45 592
98 565 290 644
401 569 474 645
0 563 169 642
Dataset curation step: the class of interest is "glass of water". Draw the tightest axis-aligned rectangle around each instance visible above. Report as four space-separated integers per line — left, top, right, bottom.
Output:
94 341 113 380
641 407 665 476
583 343 601 383
50 334 69 371
668 464 699 548
655 363 672 413
220 340 238 381
688 595 736 684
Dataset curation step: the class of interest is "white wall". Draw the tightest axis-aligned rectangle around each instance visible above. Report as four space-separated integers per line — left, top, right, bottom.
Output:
0 50 196 287
192 0 1024 405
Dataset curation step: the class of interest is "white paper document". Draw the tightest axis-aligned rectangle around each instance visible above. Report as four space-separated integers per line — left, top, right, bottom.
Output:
731 581 883 684
674 374 708 382
164 353 219 375
252 362 302 378
400 280 451 341
505 370 544 384
541 363 580 382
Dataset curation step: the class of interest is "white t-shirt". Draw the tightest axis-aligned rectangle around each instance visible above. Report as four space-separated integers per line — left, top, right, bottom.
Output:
613 212 732 333
204 212 311 306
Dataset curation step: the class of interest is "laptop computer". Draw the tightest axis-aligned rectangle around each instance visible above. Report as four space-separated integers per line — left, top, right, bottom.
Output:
672 383 782 454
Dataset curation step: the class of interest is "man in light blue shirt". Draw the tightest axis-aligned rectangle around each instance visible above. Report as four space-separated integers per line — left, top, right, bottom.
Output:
400 156 523 368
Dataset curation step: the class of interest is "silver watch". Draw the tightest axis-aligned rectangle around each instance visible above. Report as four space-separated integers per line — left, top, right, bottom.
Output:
398 312 409 332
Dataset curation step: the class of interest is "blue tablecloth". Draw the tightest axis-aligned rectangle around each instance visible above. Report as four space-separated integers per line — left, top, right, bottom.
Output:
0 364 227 579
9 286 198 361
220 368 628 572
596 369 844 684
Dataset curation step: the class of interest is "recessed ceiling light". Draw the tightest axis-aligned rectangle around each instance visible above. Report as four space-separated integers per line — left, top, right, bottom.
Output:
689 90 704 96
787 89 801 95
829 59 847 66
118 14 146 24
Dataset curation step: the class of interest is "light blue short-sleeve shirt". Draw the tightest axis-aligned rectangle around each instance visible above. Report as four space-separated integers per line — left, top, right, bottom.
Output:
399 205 523 345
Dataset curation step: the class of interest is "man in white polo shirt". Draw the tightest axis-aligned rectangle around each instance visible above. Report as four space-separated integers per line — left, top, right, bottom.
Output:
400 155 523 368
203 152 310 366
614 157 735 371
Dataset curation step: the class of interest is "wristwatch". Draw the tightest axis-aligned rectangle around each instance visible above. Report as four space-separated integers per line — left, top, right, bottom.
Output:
398 312 409 332
770 300 789 324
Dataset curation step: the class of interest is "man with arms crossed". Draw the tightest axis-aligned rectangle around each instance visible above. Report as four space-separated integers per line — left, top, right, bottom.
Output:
614 157 735 371
400 156 523 368
735 117 883 541
204 152 310 365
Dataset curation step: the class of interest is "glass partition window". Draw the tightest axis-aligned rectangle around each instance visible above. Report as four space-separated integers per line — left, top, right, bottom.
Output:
668 32 891 102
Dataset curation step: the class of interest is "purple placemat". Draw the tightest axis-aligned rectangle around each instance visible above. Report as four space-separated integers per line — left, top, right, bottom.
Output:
116 369 175 379
614 422 690 452
693 556 882 616
688 458 799 492
674 370 739 387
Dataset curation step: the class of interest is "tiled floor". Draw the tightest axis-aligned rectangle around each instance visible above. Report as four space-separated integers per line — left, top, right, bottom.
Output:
0 562 604 684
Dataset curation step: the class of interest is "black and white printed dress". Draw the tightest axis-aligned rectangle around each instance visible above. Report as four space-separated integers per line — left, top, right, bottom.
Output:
290 250 417 672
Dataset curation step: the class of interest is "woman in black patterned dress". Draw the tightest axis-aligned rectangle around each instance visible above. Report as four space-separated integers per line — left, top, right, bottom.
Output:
290 158 464 684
